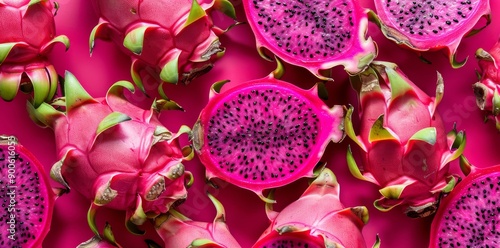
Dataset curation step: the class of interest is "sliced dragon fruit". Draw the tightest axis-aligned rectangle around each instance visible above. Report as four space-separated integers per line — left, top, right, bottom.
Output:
345 61 466 217
191 62 345 202
0 135 63 247
0 0 69 107
371 0 491 68
429 157 500 247
253 168 380 248
242 0 377 79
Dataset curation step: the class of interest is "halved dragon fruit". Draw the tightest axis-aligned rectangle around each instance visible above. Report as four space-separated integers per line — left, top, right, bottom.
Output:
345 61 466 217
0 135 62 247
0 0 69 107
371 0 491 68
191 63 345 202
253 168 380 248
242 0 377 78
90 0 237 95
473 39 500 129
429 157 500 247
27 71 194 234
154 193 242 247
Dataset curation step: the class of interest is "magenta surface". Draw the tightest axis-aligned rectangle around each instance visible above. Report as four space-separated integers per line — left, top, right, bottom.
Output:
1 0 500 247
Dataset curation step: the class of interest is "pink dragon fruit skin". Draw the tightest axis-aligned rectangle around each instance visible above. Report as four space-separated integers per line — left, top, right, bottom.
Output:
0 0 69 107
473 39 500 130
154 194 242 248
27 71 194 234
89 0 236 94
345 61 466 217
253 168 380 248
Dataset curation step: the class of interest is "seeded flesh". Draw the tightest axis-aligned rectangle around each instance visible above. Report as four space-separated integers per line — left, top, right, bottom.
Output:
0 137 54 247
206 88 320 181
379 0 480 38
250 0 356 60
193 77 345 201
258 234 322 248
372 0 491 67
432 173 500 247
242 0 376 76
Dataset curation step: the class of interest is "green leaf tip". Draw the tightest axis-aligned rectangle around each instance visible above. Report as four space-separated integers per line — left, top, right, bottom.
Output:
96 112 131 136
185 0 206 27
123 26 149 55
64 71 95 111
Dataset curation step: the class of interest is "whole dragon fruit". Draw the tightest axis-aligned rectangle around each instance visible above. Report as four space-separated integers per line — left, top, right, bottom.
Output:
371 0 491 68
345 61 466 217
27 71 193 234
0 0 69 107
191 62 345 202
253 168 380 248
429 157 500 247
90 0 236 94
473 39 500 130
154 193 242 248
242 0 377 78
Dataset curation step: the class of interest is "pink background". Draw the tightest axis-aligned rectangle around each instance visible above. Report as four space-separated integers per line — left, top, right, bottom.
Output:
2 0 500 247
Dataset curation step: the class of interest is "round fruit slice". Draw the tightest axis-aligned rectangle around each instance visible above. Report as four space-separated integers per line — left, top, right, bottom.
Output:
242 0 377 78
191 66 345 202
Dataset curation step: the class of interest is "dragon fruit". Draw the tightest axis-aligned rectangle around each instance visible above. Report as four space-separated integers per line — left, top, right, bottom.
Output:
371 0 491 68
26 71 194 234
191 62 345 202
154 193 242 248
345 61 466 217
473 39 500 130
0 135 63 247
78 223 122 248
0 0 69 107
429 157 500 247
253 168 379 248
89 0 237 94
241 0 377 78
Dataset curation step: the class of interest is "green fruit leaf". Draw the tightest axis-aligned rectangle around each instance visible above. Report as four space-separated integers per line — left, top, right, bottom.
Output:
123 26 149 55
96 112 131 137
0 42 16 64
369 115 397 143
185 0 206 27
408 127 437 145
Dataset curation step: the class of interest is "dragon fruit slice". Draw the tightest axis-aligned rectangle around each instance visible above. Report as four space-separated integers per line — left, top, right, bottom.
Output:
473 39 500 130
371 0 491 68
154 193 242 248
241 0 377 78
345 61 466 217
27 71 194 234
90 0 236 94
191 62 345 202
253 168 380 248
429 158 500 247
78 223 122 248
0 135 62 247
0 0 69 107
